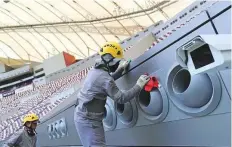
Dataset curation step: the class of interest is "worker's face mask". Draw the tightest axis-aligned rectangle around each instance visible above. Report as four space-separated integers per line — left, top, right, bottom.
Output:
25 121 37 136
100 54 120 72
109 61 120 73
25 126 36 136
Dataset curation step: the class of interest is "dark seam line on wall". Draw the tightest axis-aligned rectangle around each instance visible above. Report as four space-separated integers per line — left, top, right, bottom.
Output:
218 71 231 99
206 11 219 34
121 5 231 77
217 71 231 99
206 9 231 99
39 6 232 124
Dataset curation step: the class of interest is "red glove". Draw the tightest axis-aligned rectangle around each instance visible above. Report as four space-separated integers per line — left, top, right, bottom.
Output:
144 76 159 92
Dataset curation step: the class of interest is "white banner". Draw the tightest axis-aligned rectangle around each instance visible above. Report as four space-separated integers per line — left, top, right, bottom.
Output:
0 94 2 99
15 84 34 94
33 77 46 87
2 90 15 97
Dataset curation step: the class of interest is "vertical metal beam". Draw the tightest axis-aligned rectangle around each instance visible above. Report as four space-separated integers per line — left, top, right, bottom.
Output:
33 1 87 57
73 24 101 49
70 25 99 52
2 2 85 59
109 0 144 30
2 29 44 61
0 9 46 61
24 29 50 57
74 1 121 41
0 9 21 24
9 2 62 59
0 9 27 63
0 7 58 58
63 0 104 47
0 50 21 65
2 30 27 61
94 0 132 35
153 1 170 20
0 39 25 63
5 2 85 59
63 0 107 42
14 1 88 58
7 28 45 60
37 1 80 54
0 7 45 60
133 0 155 24
44 2 97 54
12 1 63 55
0 37 18 65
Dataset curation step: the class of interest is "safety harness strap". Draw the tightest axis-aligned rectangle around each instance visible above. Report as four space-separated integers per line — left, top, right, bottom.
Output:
85 98 107 113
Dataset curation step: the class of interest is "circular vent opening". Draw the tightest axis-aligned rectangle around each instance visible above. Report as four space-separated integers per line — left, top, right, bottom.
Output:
115 102 137 126
172 69 191 94
167 65 221 116
138 89 163 116
103 101 117 131
139 89 151 107
103 107 107 118
117 104 124 114
103 105 113 127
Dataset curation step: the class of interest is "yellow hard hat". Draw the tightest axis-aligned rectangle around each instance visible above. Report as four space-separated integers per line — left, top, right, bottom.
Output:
99 41 124 59
23 113 39 125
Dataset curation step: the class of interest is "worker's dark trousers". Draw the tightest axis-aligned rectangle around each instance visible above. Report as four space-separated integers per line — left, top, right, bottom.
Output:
74 120 106 147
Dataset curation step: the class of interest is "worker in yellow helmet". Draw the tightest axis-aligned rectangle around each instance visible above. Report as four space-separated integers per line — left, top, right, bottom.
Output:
3 113 39 147
74 41 150 147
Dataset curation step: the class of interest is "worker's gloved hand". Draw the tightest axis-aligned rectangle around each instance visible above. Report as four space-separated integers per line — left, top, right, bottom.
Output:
118 60 130 71
136 75 150 88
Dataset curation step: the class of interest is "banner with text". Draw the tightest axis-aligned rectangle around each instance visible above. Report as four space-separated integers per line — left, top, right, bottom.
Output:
2 90 15 97
33 77 46 87
15 84 34 94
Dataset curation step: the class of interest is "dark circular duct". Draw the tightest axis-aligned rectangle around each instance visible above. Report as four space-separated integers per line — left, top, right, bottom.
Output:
137 83 169 123
103 100 117 131
115 100 138 128
167 65 222 116
139 89 163 116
